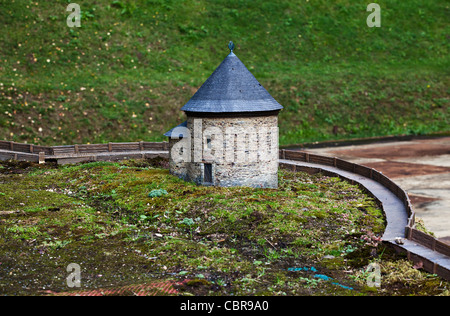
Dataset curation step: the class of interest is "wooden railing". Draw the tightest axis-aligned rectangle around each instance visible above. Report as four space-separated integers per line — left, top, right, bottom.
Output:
0 140 169 160
279 149 450 259
51 141 169 156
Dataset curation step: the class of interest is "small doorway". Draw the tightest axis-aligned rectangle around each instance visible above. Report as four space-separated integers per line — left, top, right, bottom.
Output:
204 163 213 184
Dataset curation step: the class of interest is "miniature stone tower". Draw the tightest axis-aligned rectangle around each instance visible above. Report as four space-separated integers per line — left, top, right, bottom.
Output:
165 42 283 188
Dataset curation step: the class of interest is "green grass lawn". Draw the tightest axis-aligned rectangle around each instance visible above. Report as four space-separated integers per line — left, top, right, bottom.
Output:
0 0 448 146
0 159 448 296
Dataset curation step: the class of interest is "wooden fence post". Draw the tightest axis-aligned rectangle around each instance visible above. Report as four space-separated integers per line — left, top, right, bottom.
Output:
39 152 45 164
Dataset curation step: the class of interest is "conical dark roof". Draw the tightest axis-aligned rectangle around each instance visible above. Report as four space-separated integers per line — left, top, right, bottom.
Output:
163 121 187 137
181 52 283 113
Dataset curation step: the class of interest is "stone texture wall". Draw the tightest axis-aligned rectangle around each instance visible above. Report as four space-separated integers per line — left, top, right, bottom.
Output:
168 138 188 181
184 114 279 188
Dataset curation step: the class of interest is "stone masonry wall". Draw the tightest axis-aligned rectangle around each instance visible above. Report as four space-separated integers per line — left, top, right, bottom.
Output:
185 115 279 188
168 138 188 180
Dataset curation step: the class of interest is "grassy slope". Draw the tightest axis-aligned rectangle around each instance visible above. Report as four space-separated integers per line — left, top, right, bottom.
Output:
0 0 448 146
1 160 448 296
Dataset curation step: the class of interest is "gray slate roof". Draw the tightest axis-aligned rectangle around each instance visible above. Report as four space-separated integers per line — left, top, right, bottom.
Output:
180 52 283 113
163 121 187 138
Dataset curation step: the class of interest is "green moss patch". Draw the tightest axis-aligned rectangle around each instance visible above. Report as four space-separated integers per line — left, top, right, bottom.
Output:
0 160 448 296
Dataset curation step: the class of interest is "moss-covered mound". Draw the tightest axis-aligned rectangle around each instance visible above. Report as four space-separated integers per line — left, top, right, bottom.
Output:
0 159 448 296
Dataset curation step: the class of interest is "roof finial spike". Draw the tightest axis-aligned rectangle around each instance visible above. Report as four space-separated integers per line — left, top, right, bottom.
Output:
228 41 235 53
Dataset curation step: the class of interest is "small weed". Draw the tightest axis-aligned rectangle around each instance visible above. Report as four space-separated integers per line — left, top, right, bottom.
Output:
148 189 168 198
41 240 71 249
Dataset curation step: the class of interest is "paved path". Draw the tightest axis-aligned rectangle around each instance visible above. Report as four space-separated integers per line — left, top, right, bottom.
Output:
280 159 408 242
298 137 450 242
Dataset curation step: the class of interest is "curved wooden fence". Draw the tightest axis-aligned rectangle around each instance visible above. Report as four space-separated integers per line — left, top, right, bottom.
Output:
0 140 169 164
280 149 450 280
0 140 449 280
279 150 449 255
